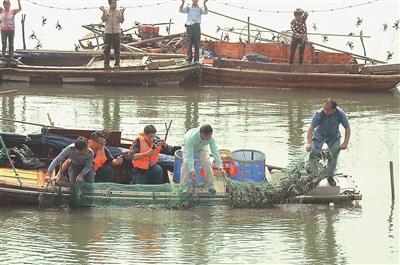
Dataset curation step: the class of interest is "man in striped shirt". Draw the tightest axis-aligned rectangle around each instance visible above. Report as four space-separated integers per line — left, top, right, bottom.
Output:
289 8 308 64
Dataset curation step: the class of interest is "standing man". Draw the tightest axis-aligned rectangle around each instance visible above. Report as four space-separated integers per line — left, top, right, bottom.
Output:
45 137 95 184
0 0 21 63
306 99 351 186
179 0 208 63
100 0 125 68
289 8 308 65
180 125 225 194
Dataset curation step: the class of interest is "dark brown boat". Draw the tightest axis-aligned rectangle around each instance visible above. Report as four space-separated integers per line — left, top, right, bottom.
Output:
201 42 400 91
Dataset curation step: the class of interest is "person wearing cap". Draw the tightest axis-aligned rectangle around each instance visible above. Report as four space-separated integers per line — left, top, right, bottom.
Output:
306 98 351 186
289 8 308 64
128 125 167 185
180 124 225 194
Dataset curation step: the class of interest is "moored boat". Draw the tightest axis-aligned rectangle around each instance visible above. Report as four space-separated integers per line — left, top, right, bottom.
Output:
0 50 199 86
201 42 400 91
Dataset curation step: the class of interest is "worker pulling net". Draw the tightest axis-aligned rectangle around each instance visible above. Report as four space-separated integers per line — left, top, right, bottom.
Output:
225 149 339 208
69 181 196 209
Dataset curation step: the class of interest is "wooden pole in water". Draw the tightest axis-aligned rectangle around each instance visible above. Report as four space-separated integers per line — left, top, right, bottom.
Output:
390 161 395 201
247 17 251 44
21 14 26 50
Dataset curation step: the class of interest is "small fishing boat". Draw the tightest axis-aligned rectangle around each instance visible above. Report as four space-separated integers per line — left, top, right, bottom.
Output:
0 50 199 86
0 129 362 208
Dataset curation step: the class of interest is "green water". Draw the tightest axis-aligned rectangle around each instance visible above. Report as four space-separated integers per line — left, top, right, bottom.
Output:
0 83 399 264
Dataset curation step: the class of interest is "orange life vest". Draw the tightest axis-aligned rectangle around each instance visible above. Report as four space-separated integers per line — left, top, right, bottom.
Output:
131 134 160 170
88 139 108 172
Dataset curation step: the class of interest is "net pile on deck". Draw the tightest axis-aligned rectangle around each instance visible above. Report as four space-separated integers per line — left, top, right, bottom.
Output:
225 149 337 208
68 182 197 210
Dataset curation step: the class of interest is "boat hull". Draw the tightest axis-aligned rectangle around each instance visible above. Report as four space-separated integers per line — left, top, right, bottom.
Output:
0 64 201 86
202 66 400 91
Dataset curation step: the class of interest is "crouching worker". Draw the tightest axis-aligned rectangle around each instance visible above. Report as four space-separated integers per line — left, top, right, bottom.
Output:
45 136 94 184
88 130 123 182
128 125 166 185
180 124 225 194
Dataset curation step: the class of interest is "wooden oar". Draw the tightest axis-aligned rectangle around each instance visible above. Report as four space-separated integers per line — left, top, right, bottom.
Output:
0 117 62 128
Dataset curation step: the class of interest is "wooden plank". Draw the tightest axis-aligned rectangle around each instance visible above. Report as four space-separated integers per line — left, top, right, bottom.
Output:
0 89 18 95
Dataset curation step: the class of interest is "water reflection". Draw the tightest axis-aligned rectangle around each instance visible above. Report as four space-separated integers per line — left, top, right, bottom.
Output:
1 95 16 133
0 83 399 264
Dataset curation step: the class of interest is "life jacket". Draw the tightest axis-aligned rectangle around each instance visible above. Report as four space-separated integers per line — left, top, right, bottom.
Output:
88 139 108 172
131 134 160 170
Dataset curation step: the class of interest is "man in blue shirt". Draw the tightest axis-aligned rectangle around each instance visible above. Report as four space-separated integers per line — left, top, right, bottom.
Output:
179 0 208 63
306 98 351 186
180 124 225 194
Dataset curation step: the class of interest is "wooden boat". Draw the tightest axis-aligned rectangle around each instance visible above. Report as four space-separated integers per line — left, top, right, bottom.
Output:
0 129 362 208
201 42 400 91
202 62 400 91
0 49 199 86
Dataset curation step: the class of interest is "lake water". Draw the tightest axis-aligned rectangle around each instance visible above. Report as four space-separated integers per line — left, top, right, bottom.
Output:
0 83 399 264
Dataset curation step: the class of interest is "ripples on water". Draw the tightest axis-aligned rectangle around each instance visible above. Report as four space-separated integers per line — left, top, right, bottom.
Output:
0 83 399 264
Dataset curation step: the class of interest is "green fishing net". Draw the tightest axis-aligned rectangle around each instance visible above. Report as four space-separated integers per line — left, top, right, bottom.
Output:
69 182 195 209
225 149 339 208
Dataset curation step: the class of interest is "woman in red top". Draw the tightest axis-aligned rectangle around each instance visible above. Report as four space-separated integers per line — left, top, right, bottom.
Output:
0 0 21 62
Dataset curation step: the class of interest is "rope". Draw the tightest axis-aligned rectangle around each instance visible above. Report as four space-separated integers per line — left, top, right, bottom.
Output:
214 0 381 14
24 0 175 11
0 135 22 187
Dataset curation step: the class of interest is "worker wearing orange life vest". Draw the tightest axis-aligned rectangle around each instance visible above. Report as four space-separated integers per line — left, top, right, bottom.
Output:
88 130 123 182
129 125 165 184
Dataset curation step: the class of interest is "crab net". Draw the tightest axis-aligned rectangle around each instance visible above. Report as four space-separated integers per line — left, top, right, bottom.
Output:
67 182 196 209
225 149 339 208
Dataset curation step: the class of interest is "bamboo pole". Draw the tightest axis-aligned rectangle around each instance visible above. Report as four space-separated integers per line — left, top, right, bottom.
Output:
218 28 371 38
359 31 367 64
0 117 61 128
168 18 172 35
0 90 18 95
125 33 184 47
247 17 251 43
390 161 395 201
21 14 26 50
209 10 385 64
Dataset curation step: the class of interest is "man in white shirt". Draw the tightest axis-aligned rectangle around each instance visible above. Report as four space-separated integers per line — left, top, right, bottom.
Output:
179 0 208 63
100 0 125 68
